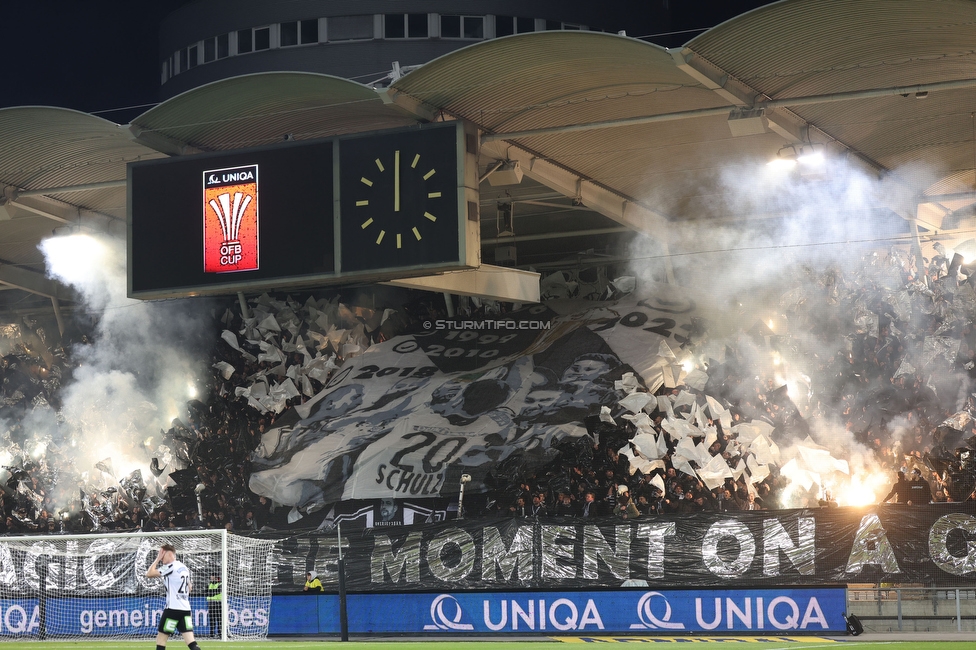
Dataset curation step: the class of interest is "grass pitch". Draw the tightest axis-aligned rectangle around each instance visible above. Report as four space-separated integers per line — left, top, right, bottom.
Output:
11 640 976 650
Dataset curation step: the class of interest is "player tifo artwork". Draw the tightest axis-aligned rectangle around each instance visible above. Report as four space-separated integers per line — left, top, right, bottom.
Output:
248 290 703 511
247 273 971 528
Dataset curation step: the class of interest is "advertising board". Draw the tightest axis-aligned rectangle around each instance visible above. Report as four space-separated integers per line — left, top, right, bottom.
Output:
0 597 266 638
268 587 848 635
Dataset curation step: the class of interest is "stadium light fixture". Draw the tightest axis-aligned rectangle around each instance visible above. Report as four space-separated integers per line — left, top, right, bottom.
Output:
496 201 515 236
797 143 825 166
796 143 827 177
727 107 767 137
767 143 827 176
767 145 798 170
486 161 523 186
953 238 976 263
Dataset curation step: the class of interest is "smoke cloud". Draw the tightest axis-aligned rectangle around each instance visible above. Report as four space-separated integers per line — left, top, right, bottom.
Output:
38 233 212 499
625 155 965 505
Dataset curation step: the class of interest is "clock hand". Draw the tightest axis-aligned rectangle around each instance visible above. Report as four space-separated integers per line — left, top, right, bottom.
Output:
394 150 400 213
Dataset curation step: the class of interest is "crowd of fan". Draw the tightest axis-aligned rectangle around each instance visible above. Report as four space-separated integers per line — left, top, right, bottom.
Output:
0 244 973 535
483 246 976 519
0 292 455 535
0 326 286 535
490 424 777 521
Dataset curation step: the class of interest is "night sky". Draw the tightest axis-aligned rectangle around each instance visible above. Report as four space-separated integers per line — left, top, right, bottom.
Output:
0 1 190 120
0 1 773 123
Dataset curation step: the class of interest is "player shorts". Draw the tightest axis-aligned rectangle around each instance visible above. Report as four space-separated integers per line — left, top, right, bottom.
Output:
158 608 194 635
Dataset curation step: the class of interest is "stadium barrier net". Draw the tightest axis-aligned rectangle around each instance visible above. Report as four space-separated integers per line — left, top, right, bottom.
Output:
0 529 274 641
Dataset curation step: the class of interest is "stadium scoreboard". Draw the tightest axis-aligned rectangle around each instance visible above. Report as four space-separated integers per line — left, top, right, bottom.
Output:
127 122 480 299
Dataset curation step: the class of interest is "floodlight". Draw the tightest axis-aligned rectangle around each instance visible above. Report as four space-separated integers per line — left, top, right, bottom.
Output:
767 145 797 170
487 161 523 186
727 108 767 137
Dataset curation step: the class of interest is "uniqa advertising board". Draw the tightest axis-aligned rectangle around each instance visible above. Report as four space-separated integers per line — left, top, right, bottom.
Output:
269 587 848 635
0 597 266 637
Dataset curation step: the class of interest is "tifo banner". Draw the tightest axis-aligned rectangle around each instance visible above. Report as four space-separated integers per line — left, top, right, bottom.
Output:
276 506 976 591
269 587 848 635
248 291 699 506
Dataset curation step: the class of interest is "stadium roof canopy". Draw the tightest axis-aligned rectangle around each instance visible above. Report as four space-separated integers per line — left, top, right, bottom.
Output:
1 0 975 323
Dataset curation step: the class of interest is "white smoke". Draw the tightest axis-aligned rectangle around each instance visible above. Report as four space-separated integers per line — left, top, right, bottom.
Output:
631 157 929 314
39 233 211 489
626 155 956 506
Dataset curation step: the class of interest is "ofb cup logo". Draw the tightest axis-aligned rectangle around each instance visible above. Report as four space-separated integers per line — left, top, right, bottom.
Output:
423 594 474 631
203 165 259 273
630 592 686 630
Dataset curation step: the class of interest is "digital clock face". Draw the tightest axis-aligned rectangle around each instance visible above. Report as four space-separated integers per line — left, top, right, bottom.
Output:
339 125 461 273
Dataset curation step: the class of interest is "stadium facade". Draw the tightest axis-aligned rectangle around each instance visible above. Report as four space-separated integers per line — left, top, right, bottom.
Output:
157 0 672 98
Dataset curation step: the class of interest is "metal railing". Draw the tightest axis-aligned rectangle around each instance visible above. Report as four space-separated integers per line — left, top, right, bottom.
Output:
847 586 976 633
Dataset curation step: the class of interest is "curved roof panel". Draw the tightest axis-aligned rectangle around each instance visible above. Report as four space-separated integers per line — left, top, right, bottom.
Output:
0 107 160 305
388 5 976 226
392 31 712 136
688 0 976 98
791 87 976 175
131 72 421 152
685 0 976 190
0 107 158 193
392 31 739 220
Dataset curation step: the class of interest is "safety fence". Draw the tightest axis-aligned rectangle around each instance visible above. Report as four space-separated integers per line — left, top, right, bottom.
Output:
847 586 976 633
